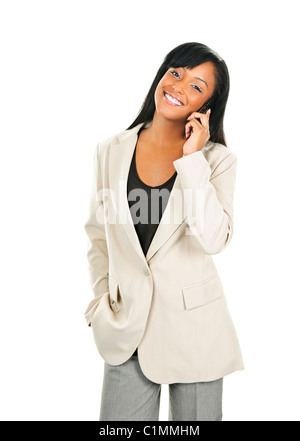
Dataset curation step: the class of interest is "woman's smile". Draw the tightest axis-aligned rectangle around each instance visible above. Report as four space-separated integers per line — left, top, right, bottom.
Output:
163 91 184 106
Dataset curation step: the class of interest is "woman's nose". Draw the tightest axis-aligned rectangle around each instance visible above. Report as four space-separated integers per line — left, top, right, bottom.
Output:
172 83 184 95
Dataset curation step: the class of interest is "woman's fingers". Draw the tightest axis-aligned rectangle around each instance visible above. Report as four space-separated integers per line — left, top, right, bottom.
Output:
185 110 210 136
184 109 211 150
187 109 211 130
185 117 203 138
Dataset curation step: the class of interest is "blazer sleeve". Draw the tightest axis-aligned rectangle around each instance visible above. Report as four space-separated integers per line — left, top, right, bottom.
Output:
173 146 238 255
84 141 109 326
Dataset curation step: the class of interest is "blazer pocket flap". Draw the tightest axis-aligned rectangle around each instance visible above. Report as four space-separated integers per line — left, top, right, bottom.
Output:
182 275 223 310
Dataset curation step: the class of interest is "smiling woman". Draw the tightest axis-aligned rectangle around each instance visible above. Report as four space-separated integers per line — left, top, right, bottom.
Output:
84 42 244 422
160 62 216 110
126 42 229 146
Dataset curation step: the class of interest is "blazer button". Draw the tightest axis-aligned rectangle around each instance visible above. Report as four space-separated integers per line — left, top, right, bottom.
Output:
143 266 150 276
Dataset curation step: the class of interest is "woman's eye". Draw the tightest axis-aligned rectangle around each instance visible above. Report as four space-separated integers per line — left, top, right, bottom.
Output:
170 70 180 77
192 85 202 93
170 70 202 93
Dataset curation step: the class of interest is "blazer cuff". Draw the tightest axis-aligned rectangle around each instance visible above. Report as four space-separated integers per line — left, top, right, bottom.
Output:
84 292 107 326
173 150 211 189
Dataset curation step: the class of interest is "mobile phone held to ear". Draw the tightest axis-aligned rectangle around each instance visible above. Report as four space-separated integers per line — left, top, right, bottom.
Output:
196 97 214 123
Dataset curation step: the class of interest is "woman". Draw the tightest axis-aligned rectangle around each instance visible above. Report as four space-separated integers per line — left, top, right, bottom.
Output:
84 42 244 421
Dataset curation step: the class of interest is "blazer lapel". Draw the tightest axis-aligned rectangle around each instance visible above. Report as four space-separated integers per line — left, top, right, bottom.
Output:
109 121 187 263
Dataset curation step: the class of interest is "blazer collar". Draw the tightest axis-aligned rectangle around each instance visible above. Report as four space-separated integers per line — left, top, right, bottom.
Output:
109 121 187 263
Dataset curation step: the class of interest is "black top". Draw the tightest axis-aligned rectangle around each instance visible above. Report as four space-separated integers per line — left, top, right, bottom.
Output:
127 127 177 256
127 126 177 356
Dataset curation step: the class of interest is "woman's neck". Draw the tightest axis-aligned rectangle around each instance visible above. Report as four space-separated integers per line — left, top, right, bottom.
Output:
142 112 186 150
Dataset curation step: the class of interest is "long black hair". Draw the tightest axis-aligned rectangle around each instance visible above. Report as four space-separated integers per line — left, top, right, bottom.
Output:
126 42 230 147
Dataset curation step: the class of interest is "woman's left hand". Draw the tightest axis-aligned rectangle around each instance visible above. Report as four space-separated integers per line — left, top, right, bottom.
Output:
183 109 211 156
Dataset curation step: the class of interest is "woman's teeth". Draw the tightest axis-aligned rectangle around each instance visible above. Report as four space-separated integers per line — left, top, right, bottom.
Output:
164 92 183 106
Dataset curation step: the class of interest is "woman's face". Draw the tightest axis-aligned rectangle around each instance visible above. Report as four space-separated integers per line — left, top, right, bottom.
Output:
154 61 216 122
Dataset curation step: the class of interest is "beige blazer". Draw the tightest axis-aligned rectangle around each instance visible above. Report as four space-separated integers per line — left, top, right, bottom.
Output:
84 120 244 384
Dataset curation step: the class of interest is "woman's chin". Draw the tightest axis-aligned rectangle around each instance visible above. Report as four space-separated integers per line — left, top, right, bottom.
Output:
155 106 187 122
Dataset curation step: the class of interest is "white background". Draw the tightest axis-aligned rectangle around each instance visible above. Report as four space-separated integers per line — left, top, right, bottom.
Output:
1 0 299 421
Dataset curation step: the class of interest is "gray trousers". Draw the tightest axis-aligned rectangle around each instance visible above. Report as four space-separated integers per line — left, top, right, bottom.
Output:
99 353 223 421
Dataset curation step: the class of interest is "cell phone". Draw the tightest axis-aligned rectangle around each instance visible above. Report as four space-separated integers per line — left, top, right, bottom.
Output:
186 97 215 138
196 97 215 122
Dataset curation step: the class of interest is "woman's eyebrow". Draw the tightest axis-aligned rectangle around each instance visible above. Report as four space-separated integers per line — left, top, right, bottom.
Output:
181 67 208 88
